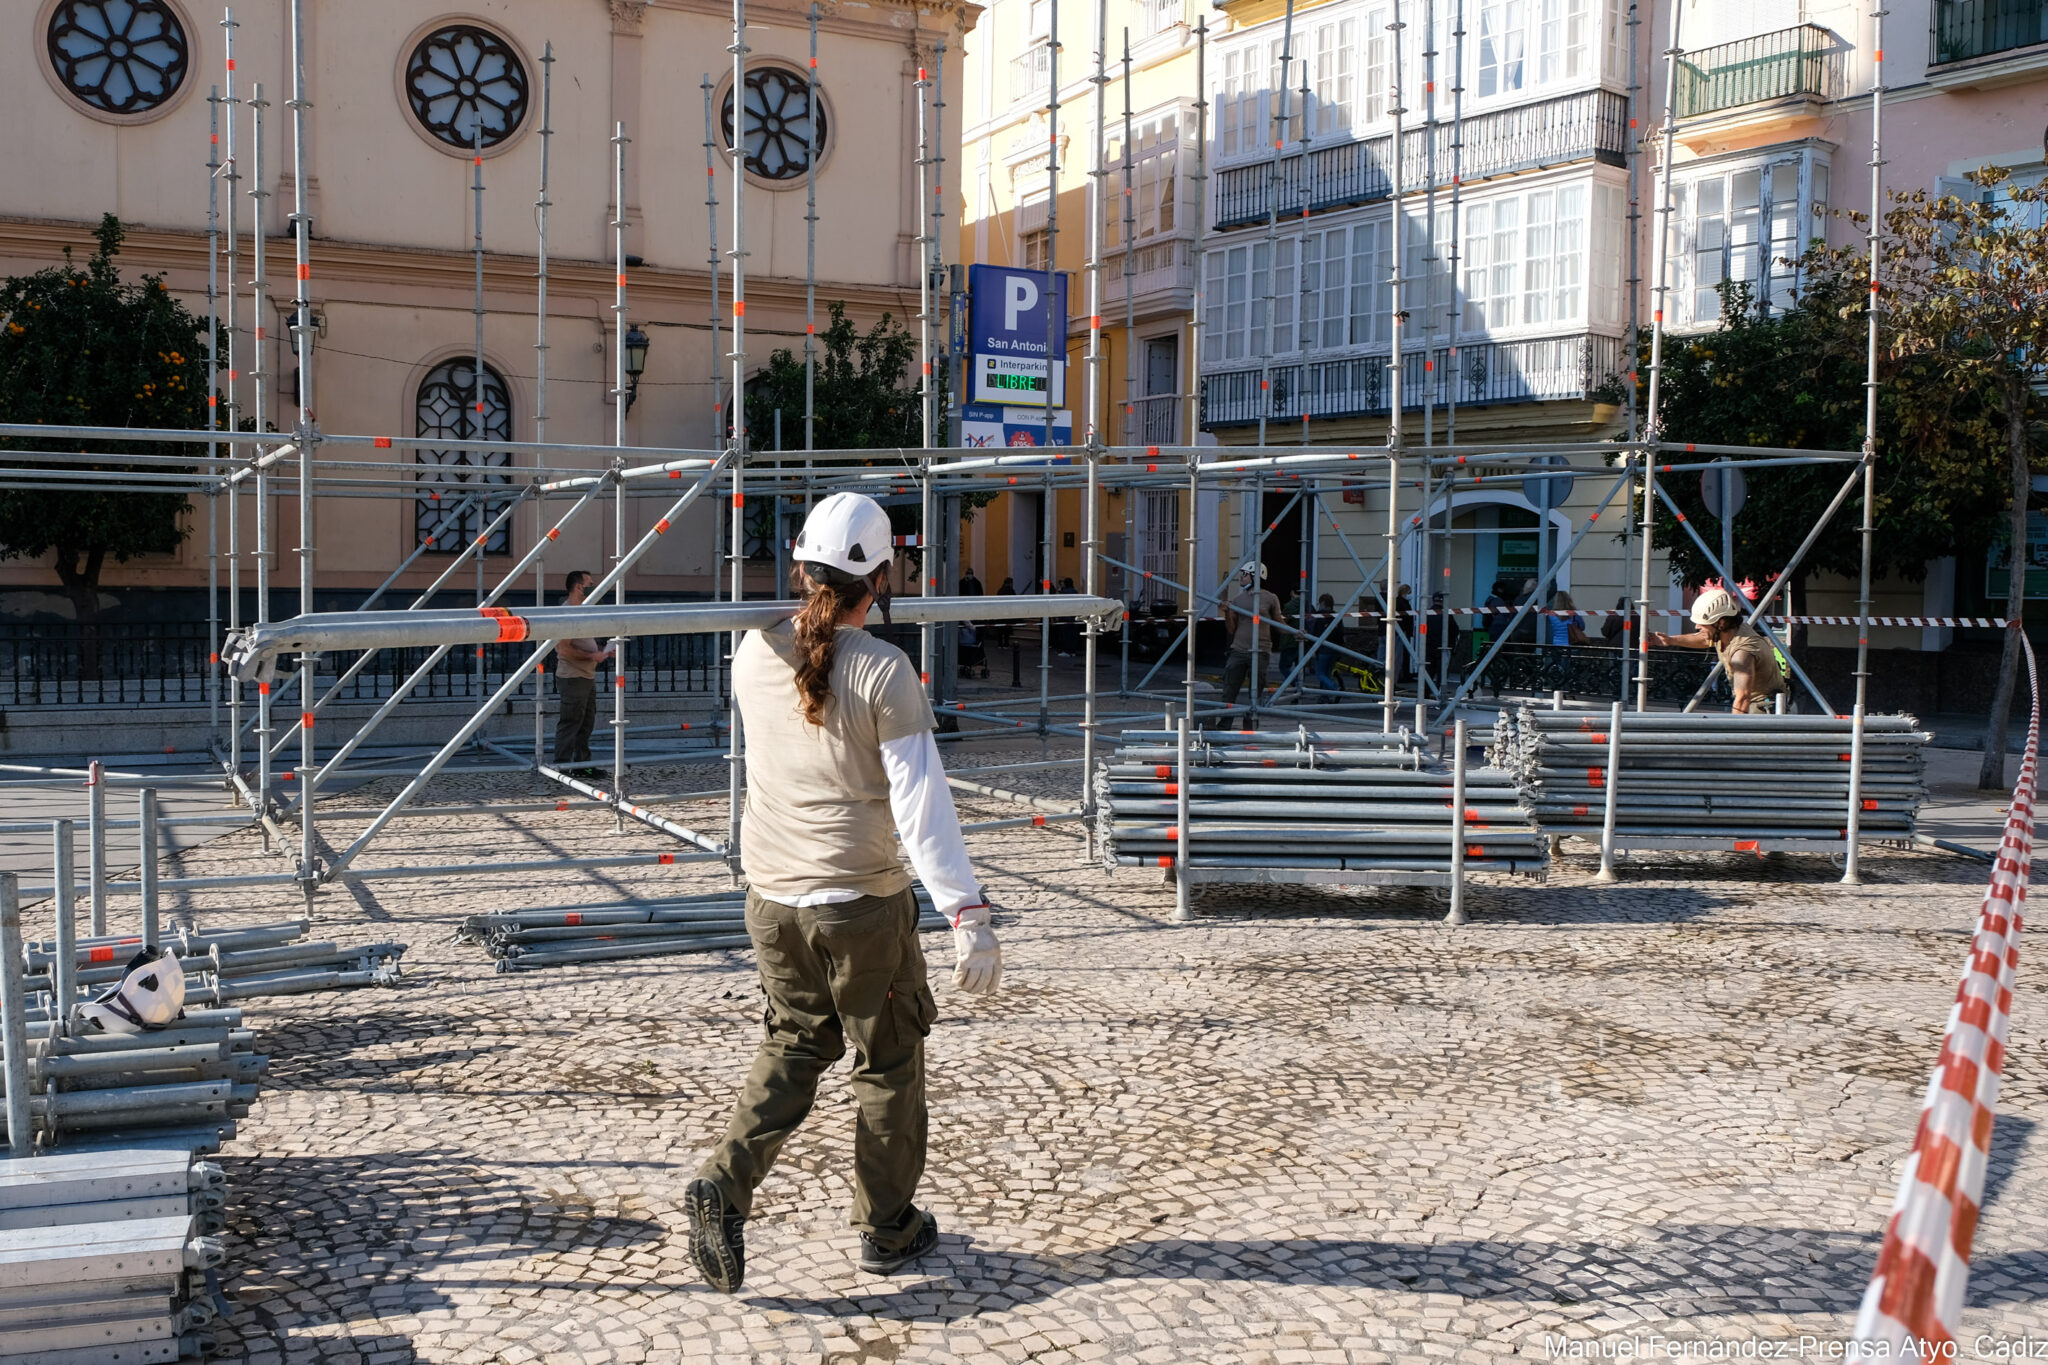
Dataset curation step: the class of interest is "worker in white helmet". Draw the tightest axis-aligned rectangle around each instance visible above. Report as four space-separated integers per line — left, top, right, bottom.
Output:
1217 560 1285 723
686 491 1000 1294
1649 585 1788 713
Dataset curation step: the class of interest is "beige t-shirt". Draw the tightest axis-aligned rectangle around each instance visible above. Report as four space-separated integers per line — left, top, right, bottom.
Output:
555 639 601 681
1230 588 1284 653
735 620 935 903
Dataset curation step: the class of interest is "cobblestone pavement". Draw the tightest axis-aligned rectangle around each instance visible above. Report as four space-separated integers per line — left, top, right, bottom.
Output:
51 744 2044 1364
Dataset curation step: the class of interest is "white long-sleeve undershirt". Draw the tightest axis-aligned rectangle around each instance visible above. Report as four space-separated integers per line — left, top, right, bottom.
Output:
880 729 984 924
771 730 984 925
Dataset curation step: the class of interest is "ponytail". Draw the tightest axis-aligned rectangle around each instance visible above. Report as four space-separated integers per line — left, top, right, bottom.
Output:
792 564 881 725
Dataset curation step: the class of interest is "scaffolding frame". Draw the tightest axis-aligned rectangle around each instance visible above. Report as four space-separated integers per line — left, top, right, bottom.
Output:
0 0 1911 922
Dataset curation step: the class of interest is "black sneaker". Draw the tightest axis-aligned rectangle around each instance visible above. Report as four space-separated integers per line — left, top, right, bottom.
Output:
685 1178 745 1293
858 1210 939 1275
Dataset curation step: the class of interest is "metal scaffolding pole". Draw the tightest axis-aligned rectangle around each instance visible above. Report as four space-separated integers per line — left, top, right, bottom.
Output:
472 123 488 699
288 0 318 897
728 0 750 864
533 41 554 772
805 4 819 459
1637 0 1684 711
702 78 725 447
1044 0 1061 451
1843 0 1885 884
1185 455 1200 718
1256 0 1297 449
249 81 274 825
917 57 937 693
1082 0 1108 826
1446 0 1465 444
1623 0 1641 442
612 123 632 827
1187 17 1208 448
220 15 244 788
206 87 223 744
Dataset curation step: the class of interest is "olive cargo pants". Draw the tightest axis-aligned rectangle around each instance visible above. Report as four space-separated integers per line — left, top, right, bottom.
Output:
697 887 937 1251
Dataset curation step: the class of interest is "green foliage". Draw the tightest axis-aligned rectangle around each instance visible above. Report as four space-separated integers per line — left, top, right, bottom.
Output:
742 301 986 544
1622 245 2022 594
744 301 934 454
1880 167 2048 784
0 214 216 614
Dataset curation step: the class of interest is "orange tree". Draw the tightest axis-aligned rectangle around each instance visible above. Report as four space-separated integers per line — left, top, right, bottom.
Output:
1882 170 2048 788
1626 248 2013 659
0 215 217 666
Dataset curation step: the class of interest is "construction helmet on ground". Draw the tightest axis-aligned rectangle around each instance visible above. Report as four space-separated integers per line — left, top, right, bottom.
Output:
1690 586 1744 627
74 946 186 1035
1238 561 1267 580
792 493 893 580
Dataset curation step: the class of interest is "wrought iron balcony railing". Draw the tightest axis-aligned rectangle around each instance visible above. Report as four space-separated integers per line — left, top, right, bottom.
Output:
1675 25 1843 117
1200 332 1625 427
1211 88 1628 232
1932 0 2048 64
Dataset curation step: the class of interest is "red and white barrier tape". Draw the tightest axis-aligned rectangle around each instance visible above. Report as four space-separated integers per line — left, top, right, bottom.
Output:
1849 631 2035 1360
1314 608 2007 627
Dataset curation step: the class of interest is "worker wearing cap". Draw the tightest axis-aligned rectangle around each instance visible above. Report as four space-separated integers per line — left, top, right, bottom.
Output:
1217 561 1285 721
686 491 1002 1293
1648 585 1787 713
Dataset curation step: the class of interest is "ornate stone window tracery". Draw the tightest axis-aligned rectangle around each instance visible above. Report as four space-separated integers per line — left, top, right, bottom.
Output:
416 359 513 554
721 66 828 182
404 23 528 150
47 0 189 117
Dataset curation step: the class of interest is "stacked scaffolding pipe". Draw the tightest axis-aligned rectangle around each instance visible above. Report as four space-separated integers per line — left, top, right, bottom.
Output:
457 890 947 970
1488 708 1929 848
6 1007 256 1151
1096 728 1546 876
24 920 403 1017
0 1147 229 1363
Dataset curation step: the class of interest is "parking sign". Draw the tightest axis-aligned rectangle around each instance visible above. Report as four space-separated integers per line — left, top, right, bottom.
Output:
967 264 1067 407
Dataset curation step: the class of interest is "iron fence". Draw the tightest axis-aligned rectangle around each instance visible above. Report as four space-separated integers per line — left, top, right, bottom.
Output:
1470 643 1730 707
1202 332 1626 427
1932 0 2048 63
1675 25 1842 118
0 620 724 707
1212 88 1629 230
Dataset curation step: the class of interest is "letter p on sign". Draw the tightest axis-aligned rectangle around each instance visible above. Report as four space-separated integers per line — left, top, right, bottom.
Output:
1005 276 1040 331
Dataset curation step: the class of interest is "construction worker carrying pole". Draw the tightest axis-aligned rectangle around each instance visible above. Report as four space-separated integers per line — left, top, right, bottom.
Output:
1217 561 1285 725
686 492 1002 1293
1648 585 1788 714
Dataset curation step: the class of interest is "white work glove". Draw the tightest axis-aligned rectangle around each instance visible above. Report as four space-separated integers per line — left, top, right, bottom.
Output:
949 901 1002 996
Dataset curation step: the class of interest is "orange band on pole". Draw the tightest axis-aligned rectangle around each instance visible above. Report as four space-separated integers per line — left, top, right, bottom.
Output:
301 712 314 729
654 518 671 534
296 264 310 280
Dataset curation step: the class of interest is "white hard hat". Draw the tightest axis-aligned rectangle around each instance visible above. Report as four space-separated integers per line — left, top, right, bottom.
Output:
1238 561 1267 580
74 947 186 1035
792 493 892 579
1690 586 1743 627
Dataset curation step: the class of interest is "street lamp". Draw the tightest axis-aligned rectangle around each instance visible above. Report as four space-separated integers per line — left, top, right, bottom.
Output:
623 324 650 415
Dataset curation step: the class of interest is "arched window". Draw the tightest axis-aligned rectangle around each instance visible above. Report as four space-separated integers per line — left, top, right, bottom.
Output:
416 358 512 553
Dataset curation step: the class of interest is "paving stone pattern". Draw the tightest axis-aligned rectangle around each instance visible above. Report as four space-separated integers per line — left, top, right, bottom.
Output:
44 746 2045 1364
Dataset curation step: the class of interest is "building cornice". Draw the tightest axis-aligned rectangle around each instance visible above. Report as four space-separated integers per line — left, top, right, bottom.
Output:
0 217 922 320
649 0 984 38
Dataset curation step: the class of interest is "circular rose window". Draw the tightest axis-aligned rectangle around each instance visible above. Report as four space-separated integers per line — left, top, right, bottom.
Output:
403 23 529 150
721 67 828 181
47 0 190 116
